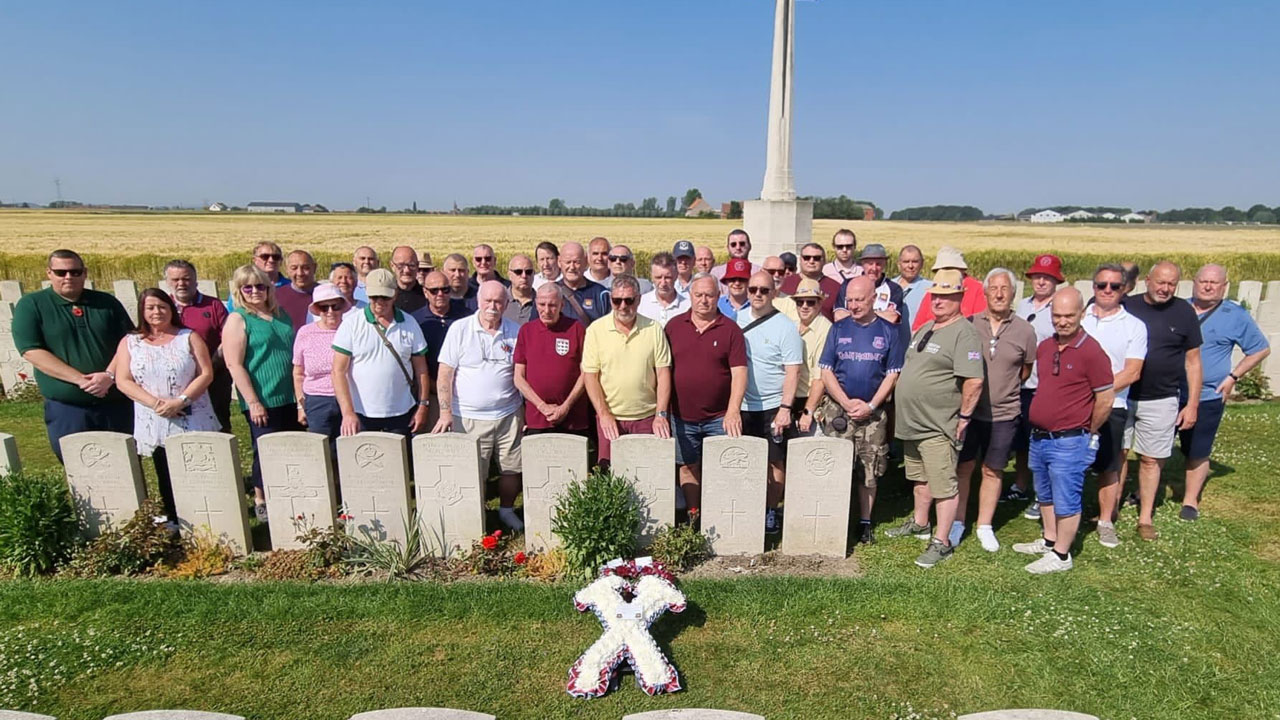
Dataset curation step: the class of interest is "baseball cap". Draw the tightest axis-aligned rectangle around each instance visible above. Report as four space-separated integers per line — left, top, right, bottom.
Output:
672 240 695 259
364 268 397 298
858 243 889 260
931 246 968 271
307 282 351 316
721 258 752 283
791 278 825 298
928 268 966 295
1025 254 1064 283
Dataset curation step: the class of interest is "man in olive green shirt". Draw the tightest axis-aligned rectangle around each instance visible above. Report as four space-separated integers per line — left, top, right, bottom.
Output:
12 250 134 463
888 269 985 568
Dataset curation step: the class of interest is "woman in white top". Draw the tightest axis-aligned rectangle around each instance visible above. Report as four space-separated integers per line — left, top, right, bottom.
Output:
114 288 219 522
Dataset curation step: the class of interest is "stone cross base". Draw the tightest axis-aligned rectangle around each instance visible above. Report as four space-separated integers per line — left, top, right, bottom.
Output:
743 199 814 259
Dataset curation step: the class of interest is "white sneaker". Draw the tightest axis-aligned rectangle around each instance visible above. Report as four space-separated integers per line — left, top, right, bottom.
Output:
976 525 999 552
1025 552 1073 574
948 521 965 548
498 507 525 532
1012 537 1052 555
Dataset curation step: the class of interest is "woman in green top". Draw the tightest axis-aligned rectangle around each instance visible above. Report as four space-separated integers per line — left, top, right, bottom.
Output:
224 264 299 521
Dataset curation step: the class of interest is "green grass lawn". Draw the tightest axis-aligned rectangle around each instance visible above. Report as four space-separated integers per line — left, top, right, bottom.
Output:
2 400 1279 720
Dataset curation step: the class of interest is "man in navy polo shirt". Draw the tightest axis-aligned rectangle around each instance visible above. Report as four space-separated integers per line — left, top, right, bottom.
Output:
555 242 610 324
1179 264 1270 521
417 270 472 430
818 276 904 544
1014 288 1114 574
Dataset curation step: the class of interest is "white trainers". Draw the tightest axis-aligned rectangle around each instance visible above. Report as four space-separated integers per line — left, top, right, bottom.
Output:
498 507 525 532
1012 537 1052 555
975 525 999 552
1025 551 1073 574
948 521 965 548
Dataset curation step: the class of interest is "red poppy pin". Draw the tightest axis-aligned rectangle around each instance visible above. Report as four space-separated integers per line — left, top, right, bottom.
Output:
71 306 83 317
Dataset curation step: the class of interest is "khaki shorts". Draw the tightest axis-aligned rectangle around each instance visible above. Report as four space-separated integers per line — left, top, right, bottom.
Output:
454 408 523 475
1124 396 1178 459
904 434 958 499
817 396 889 487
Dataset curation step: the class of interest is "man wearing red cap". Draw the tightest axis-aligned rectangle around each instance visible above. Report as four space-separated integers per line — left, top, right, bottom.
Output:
1005 253 1065 519
717 258 753 321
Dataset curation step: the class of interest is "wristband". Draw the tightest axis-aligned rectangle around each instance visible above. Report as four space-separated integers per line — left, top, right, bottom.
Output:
105 370 116 382
1229 372 1240 381
179 394 191 406
958 412 972 420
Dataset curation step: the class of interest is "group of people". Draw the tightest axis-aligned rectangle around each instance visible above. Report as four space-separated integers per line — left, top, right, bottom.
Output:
13 230 1269 573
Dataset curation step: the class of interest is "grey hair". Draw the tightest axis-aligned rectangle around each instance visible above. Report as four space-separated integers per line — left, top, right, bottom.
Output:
983 267 1017 288
1094 263 1126 281
163 259 197 278
610 273 641 297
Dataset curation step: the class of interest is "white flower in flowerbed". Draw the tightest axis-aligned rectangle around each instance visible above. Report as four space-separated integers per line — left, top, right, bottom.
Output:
566 557 686 698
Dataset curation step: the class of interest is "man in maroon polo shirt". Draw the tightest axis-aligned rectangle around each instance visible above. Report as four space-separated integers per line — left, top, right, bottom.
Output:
1013 288 1114 574
665 274 747 511
163 259 232 432
778 243 842 319
276 249 319 329
513 284 590 436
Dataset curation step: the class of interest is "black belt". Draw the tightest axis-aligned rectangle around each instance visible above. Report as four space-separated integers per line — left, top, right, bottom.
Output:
1030 427 1089 440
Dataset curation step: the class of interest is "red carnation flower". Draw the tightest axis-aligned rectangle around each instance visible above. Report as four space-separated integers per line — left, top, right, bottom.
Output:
514 551 527 565
481 535 498 551
493 530 502 539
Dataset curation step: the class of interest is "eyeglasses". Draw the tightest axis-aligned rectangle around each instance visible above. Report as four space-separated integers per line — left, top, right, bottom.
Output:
509 268 533 276
611 296 637 306
257 253 282 261
747 286 772 296
392 262 418 271
474 256 494 263
51 268 85 278
608 255 631 263
1052 350 1061 376
916 329 935 354
315 303 344 313
765 268 787 276
241 284 267 294
425 286 450 295
834 243 854 250
1094 281 1124 291
795 298 819 307
801 254 824 262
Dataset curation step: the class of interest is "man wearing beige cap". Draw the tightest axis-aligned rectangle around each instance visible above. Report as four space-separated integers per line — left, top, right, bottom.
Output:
911 246 987 331
787 278 832 437
415 254 434 288
888 269 984 568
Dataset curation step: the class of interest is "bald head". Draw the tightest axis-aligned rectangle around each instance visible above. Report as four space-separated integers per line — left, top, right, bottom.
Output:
1051 287 1085 337
845 276 875 321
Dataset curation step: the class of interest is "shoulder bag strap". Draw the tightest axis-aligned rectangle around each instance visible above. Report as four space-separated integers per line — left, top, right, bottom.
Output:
557 283 589 322
741 310 779 335
371 320 417 400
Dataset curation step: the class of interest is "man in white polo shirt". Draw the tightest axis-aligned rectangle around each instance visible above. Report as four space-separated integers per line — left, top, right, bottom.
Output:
1081 263 1147 548
434 280 526 531
332 268 431 438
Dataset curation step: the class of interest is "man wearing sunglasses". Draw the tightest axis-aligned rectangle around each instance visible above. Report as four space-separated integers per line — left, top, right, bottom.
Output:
14 249 135 462
786 279 831 438
468 244 510 296
822 228 862 284
1080 263 1148 549
889 269 984 568
779 243 841 320
737 271 804 535
716 259 753 320
503 254 537 326
710 229 762 284
225 242 291 311
417 270 473 432
582 275 673 466
1014 288 1114 574
606 245 653 294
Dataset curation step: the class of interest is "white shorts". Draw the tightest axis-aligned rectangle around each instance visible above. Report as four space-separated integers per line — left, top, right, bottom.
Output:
1124 396 1179 459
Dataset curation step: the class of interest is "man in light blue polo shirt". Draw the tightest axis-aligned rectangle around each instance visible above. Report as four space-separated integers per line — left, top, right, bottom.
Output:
1179 264 1270 521
737 270 804 534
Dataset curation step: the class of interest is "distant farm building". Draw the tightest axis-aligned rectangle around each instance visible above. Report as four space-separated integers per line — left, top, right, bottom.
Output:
1121 212 1152 223
1063 210 1094 221
685 197 721 218
247 202 303 213
1029 209 1064 223
208 202 228 212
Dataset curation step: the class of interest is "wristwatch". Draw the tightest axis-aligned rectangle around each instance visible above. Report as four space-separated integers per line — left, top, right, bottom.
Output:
1229 372 1240 381
179 394 191 407
418 399 431 407
657 410 670 419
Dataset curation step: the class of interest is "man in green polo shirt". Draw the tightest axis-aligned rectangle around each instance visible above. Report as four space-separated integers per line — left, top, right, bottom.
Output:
12 249 134 463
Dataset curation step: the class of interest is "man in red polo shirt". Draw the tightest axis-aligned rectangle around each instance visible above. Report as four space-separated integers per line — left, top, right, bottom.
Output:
911 246 987 330
1014 288 1114 574
778 243 842 319
665 274 747 511
163 259 232 432
513 284 590 437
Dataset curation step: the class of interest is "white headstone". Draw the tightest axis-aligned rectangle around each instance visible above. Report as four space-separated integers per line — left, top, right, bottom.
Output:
1072 279 1094 302
258 432 337 551
624 711 766 720
61 431 145 538
348 709 496 720
957 711 1098 720
1255 301 1280 337
101 707 245 712
1013 280 1025 301
700 436 768 556
1175 279 1193 299
1132 279 1146 296
779 437 852 557
197 279 218 298
165 432 252 553
0 280 23 304
521 433 588 552
412 433 486 557
1236 279 1263 314
0 302 35 394
0 710 57 720
1265 333 1280 389
611 434 676 546
113 280 140 325
1266 280 1280 302
0 432 20 475
336 432 412 545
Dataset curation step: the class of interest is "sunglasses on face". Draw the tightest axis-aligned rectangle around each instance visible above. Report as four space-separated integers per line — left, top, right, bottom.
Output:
51 268 85 278
801 254 823 262
747 286 772 295
509 268 533 276
1094 281 1124 291
257 253 282 261
315 303 344 313
729 242 749 249
795 298 819 307
474 256 494 263
916 329 935 353
608 255 631 263
765 268 786 276
241 284 267 294
611 296 637 307
834 243 854 250
425 286 450 295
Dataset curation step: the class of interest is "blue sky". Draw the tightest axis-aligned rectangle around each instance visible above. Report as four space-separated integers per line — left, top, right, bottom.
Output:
1 1 1275 214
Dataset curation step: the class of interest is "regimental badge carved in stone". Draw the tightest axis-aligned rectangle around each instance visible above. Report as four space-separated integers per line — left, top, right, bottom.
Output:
354 442 384 470
805 447 835 477
719 446 749 472
80 442 109 468
182 442 217 473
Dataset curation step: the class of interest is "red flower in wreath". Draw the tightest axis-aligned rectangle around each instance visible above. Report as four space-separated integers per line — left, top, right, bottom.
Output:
71 306 84 317
481 535 498 551
514 551 527 565
493 530 502 539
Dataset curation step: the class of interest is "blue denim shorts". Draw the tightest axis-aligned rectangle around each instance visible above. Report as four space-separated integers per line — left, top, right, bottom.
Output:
1029 432 1096 517
673 415 725 466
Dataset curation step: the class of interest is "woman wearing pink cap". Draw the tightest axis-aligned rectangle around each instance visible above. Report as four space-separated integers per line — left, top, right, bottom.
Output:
292 282 350 444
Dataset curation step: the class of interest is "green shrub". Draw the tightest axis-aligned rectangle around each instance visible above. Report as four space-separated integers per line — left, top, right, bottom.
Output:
0 470 80 577
552 467 642 580
1232 367 1271 400
650 511 710 571
62 498 183 577
344 511 435 581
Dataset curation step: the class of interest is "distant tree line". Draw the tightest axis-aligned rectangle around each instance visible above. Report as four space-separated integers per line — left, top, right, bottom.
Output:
464 189 706 218
890 205 984 221
801 195 883 220
1160 204 1278 224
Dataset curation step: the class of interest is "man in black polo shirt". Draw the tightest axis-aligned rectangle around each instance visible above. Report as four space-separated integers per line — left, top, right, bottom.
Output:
417 270 472 431
12 249 134 463
390 246 429 323
1123 261 1202 540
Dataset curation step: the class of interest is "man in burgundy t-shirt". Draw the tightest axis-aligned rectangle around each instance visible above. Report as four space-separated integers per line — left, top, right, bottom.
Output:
665 275 748 510
1018 289 1114 575
778 242 842 320
165 260 233 433
513 284 590 435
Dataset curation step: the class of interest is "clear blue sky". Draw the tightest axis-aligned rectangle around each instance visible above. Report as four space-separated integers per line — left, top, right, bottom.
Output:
2 1 1275 214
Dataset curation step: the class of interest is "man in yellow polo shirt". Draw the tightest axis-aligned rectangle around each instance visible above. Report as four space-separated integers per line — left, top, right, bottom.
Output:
582 274 673 465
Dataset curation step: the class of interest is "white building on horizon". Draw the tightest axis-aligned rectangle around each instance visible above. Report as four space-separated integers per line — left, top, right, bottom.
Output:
1029 209 1064 223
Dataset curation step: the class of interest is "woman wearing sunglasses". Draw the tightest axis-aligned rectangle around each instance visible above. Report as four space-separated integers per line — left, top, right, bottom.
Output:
223 264 299 521
292 283 350 447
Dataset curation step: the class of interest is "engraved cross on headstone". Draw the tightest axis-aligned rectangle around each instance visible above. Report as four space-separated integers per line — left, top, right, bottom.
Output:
803 499 831 544
86 486 121 516
194 496 223 528
723 498 747 537
363 493 392 524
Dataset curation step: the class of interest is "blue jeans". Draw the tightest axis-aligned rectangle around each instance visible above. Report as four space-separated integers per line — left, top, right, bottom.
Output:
1029 433 1097 517
673 416 725 466
44 399 132 464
